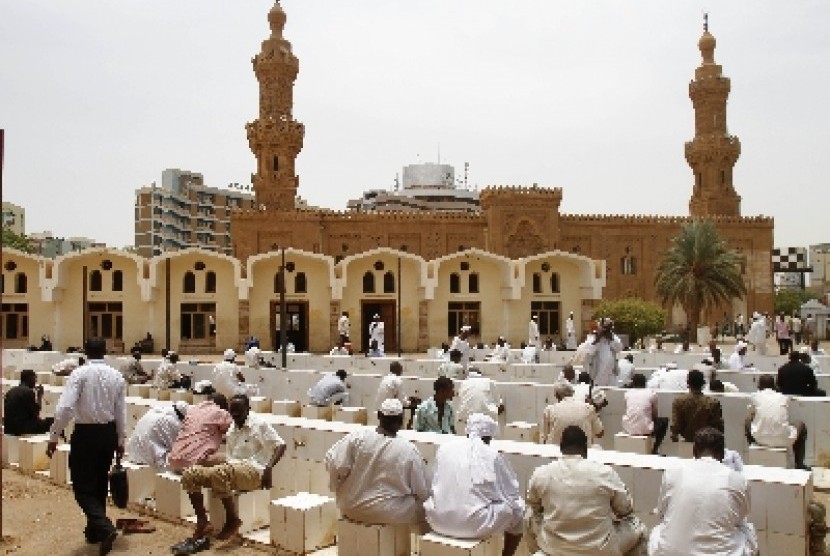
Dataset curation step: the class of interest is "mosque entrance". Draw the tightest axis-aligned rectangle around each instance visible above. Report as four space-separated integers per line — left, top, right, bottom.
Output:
87 302 124 353
1 302 28 348
270 300 308 353
360 300 397 355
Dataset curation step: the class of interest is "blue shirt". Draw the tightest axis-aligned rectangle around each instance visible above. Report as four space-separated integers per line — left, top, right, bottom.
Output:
415 397 455 434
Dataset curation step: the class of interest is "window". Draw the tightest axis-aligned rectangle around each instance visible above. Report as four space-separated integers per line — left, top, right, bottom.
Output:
532 273 542 294
274 272 285 293
273 155 279 172
620 257 637 276
449 273 460 294
183 271 196 293
180 302 215 340
448 302 481 337
468 273 479 294
362 271 375 294
87 302 123 340
1 303 28 340
205 271 217 293
112 270 123 292
14 273 27 294
550 273 560 293
89 270 102 292
294 272 307 294
531 301 561 336
383 272 395 293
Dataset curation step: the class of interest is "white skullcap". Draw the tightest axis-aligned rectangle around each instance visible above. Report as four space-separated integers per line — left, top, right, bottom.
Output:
736 341 748 350
379 398 403 416
532 315 538 320
223 348 236 361
173 401 190 416
460 325 472 332
466 413 498 439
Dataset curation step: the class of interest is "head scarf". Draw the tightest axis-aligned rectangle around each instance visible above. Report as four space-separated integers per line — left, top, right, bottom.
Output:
466 413 499 485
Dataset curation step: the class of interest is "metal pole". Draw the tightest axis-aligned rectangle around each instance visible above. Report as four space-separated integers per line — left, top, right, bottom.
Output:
280 247 287 369
397 256 402 357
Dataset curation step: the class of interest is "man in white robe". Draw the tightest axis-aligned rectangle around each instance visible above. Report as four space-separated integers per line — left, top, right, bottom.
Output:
325 399 429 525
528 315 541 352
368 314 385 355
456 370 503 433
126 401 190 470
424 414 524 556
746 312 767 355
337 311 350 343
212 349 248 398
728 342 750 371
450 325 473 371
585 318 623 387
648 427 758 556
244 345 261 369
374 361 405 411
565 312 578 350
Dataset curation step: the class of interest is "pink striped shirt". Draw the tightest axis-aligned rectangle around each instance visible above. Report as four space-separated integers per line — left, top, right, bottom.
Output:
168 401 232 471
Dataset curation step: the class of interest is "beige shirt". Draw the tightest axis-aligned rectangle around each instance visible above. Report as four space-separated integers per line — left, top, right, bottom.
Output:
622 388 657 435
526 455 634 555
749 388 797 447
226 412 285 472
542 397 603 445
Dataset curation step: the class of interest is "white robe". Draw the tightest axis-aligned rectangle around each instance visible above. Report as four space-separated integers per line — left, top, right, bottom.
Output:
450 336 471 370
565 318 578 350
528 320 541 349
456 376 500 426
585 335 623 387
126 405 183 469
369 321 385 353
424 437 525 539
374 373 403 411
746 320 767 355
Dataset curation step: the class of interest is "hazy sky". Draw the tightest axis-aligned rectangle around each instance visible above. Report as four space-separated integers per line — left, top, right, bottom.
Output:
2 1 828 249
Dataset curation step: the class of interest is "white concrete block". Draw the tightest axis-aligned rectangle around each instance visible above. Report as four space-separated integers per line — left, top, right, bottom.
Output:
270 492 337 553
51 374 67 386
121 461 156 505
250 396 271 413
170 389 193 403
149 387 171 401
302 404 333 421
208 489 270 534
748 479 768 532
419 532 502 556
669 441 694 459
49 444 71 485
18 434 50 473
35 371 52 386
333 406 368 425
762 480 808 537
336 518 410 556
1 434 21 466
747 444 789 468
128 384 152 398
503 422 539 443
272 400 301 417
766 532 806 556
632 466 662 513
614 432 653 455
192 393 209 405
155 471 195 519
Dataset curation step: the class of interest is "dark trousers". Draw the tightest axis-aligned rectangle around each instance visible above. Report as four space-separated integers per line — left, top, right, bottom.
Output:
778 338 792 355
652 417 669 454
7 417 54 436
69 422 117 542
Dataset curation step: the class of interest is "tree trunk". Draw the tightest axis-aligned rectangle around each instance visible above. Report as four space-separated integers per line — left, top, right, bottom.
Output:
687 302 701 344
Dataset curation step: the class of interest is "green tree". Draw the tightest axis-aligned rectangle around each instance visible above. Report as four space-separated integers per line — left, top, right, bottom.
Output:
654 220 746 342
1 227 34 254
775 288 821 315
591 297 667 346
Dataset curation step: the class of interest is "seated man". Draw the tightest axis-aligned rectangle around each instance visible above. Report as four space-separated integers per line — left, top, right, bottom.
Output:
120 350 150 385
374 361 404 411
244 344 261 369
648 427 758 555
541 382 604 445
169 393 231 473
153 351 182 390
670 369 723 443
621 373 668 455
616 354 635 388
307 370 349 406
212 349 247 398
456 370 503 433
778 350 825 396
180 394 286 540
746 374 809 469
485 337 510 362
438 349 466 380
414 376 456 434
728 342 750 371
126 401 190 469
53 356 84 377
3 369 54 435
325 399 429 525
526 426 646 555
572 371 608 411
329 338 351 356
425 414 524 556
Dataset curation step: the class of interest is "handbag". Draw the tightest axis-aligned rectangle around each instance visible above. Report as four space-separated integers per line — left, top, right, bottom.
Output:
109 455 129 509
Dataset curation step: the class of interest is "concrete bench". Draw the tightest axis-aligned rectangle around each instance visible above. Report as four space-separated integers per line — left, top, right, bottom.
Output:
503 422 539 443
1 434 21 466
121 461 156 505
272 400 301 417
49 444 72 485
250 396 271 413
614 432 653 455
208 489 270 534
155 471 195 519
270 492 337 553
748 444 790 468
170 390 193 403
18 434 51 473
336 517 410 556
333 406 368 425
301 404 333 421
149 387 171 401
419 532 502 556
127 384 152 398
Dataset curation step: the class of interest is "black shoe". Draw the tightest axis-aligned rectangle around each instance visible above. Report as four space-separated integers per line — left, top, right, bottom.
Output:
100 530 117 556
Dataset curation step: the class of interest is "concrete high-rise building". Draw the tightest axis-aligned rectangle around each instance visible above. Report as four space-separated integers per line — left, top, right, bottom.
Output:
134 169 255 257
810 243 830 294
2 201 25 235
27 231 106 258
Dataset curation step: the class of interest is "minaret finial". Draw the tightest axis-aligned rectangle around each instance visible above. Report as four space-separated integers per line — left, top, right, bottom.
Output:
703 12 709 32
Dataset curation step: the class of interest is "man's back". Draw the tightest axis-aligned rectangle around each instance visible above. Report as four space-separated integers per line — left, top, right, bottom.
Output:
649 458 754 556
749 389 796 448
127 405 182 469
374 374 402 410
308 374 345 405
543 398 603 445
778 361 816 396
671 392 723 442
456 377 497 422
622 389 656 436
3 385 38 435
168 401 231 471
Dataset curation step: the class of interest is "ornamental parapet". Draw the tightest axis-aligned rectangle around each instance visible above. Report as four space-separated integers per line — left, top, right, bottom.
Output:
479 185 563 210
560 213 773 225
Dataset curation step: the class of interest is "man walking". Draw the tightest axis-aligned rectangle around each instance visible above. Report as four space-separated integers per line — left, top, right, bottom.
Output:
46 337 126 555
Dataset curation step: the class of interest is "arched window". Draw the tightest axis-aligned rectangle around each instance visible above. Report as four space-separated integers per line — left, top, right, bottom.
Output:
274 272 284 293
183 271 196 293
449 273 460 294
89 270 102 292
294 272 307 294
532 272 542 294
550 273 560 293
362 271 375 293
205 271 217 293
14 272 27 294
621 257 637 276
383 272 395 293
468 273 479 294
112 270 123 292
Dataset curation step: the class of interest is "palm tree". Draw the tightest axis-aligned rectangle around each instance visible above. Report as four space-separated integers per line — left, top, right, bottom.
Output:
655 220 746 342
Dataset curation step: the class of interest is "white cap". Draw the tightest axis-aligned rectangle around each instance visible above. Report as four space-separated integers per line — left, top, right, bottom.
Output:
532 315 538 320
373 314 380 319
223 348 236 361
460 325 472 332
466 413 498 439
172 401 190 417
379 398 404 416
736 340 748 350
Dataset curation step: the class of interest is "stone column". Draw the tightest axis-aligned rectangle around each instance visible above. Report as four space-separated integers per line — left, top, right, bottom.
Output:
237 300 250 353
417 300 430 353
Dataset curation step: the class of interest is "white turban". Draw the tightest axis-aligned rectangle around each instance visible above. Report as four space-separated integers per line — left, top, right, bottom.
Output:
735 341 748 351
466 413 499 485
379 398 403 417
223 348 236 361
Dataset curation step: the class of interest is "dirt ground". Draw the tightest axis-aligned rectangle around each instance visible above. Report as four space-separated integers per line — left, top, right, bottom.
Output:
0 468 271 556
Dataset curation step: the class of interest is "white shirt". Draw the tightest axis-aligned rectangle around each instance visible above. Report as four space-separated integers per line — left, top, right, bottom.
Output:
728 351 747 371
622 388 657 435
212 360 245 398
456 375 500 423
329 347 350 356
153 360 181 390
585 335 623 387
374 373 403 410
438 361 466 380
424 437 525 539
488 344 510 362
529 320 540 346
369 321 385 348
746 320 766 346
325 427 429 525
450 336 471 370
308 374 346 406
748 388 797 448
337 315 350 336
244 346 261 368
50 360 127 443
616 358 635 387
126 405 184 469
226 412 285 472
649 457 757 556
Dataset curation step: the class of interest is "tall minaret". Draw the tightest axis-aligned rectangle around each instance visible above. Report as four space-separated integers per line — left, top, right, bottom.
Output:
246 1 305 210
685 15 741 217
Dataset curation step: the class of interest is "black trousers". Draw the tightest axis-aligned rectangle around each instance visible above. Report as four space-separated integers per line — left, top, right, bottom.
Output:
652 417 669 454
69 422 117 542
7 417 53 435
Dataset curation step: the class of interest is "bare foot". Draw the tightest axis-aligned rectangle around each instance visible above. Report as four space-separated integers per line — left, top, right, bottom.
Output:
193 521 214 539
216 518 242 540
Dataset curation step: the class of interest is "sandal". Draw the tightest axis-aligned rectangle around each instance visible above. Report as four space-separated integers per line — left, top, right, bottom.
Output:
122 520 156 534
170 536 210 555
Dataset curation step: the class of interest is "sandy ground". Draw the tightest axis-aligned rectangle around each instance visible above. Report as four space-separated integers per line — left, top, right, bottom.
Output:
0 468 271 556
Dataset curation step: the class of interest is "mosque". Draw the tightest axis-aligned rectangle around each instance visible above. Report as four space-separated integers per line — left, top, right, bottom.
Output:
0 4 772 355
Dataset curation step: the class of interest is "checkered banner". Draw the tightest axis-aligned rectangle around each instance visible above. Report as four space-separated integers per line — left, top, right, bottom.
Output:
772 247 811 273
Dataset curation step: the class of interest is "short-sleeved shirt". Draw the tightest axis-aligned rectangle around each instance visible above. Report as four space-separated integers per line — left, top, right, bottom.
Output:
168 401 233 471
308 374 346 406
3 385 40 435
622 388 657 435
415 397 455 434
542 398 603 445
670 392 723 442
749 389 797 448
226 412 285 472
